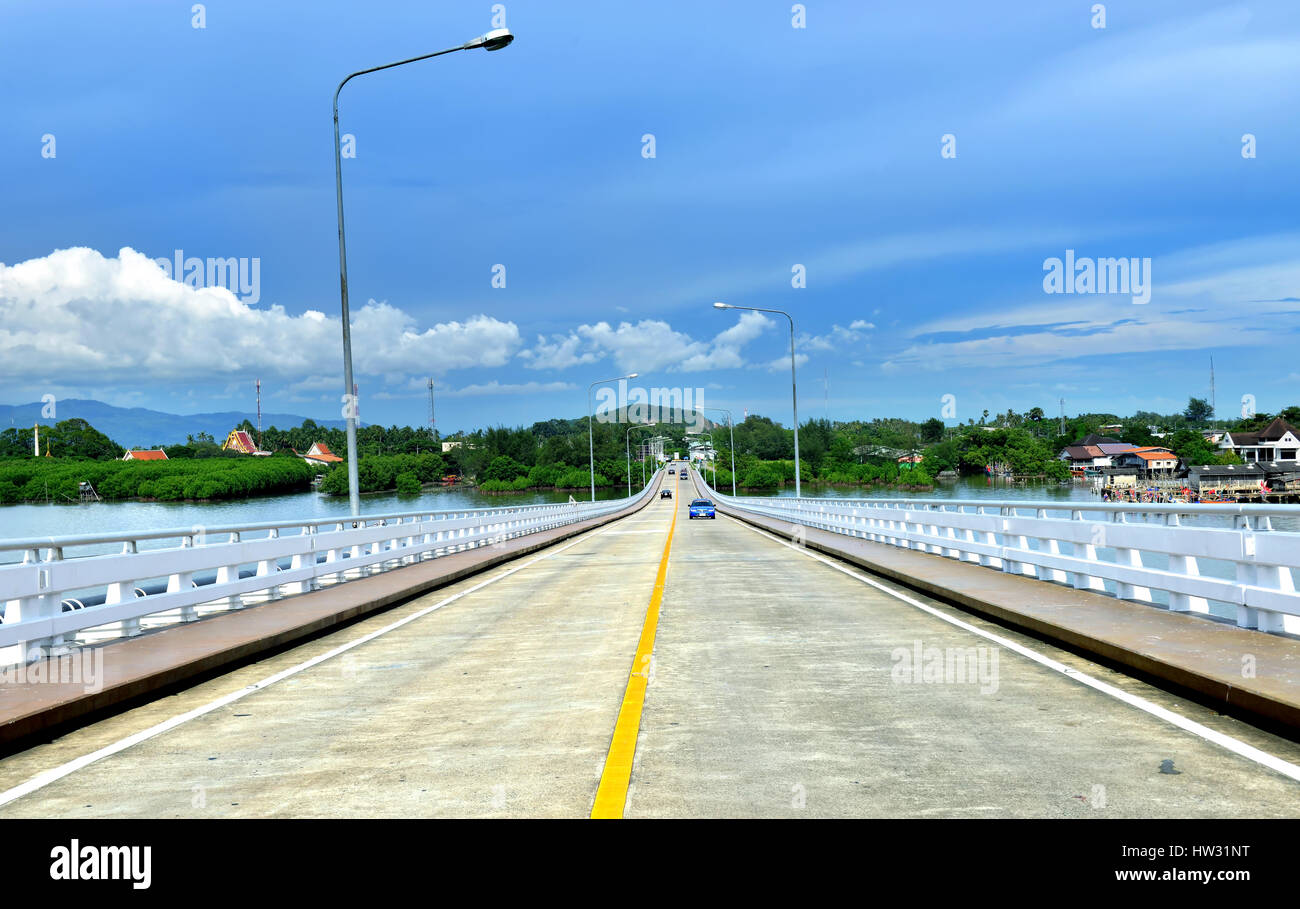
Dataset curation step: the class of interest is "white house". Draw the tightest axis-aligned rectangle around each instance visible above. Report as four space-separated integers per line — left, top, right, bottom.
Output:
1219 418 1300 463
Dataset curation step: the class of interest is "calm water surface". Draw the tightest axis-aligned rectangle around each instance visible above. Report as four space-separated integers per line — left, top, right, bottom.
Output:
0 484 632 545
2 476 1296 543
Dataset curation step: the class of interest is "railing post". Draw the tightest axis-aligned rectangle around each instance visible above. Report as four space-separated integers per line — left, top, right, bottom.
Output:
4 547 67 663
1112 514 1153 603
1235 516 1260 629
254 529 282 600
214 531 244 608
286 526 315 595
972 508 997 569
107 540 145 636
1068 510 1105 592
168 533 199 622
1035 508 1068 583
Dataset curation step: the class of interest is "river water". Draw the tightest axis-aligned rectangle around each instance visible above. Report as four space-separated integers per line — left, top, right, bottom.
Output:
0 483 634 544
6 475 1296 544
5 475 1294 548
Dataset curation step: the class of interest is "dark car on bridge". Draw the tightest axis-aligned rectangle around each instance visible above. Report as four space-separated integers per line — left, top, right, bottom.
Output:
660 489 672 499
688 498 715 519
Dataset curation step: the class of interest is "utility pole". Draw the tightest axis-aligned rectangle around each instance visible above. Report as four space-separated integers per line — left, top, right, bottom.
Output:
428 378 437 442
256 379 263 451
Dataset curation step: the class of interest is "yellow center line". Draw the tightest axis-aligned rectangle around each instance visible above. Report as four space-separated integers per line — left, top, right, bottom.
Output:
590 485 679 819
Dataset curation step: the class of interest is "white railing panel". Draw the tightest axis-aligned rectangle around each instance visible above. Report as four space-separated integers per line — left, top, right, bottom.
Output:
698 478 1300 636
0 475 661 665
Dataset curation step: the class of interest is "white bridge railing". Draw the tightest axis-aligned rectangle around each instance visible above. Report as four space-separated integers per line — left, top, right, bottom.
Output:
0 476 660 667
699 478 1300 636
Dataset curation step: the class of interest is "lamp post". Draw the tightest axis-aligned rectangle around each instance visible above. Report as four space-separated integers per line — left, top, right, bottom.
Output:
646 434 669 484
713 301 800 498
589 372 638 501
700 406 736 496
333 27 514 517
626 424 654 496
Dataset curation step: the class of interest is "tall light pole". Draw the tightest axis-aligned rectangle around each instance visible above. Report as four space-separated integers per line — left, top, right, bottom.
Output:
700 406 736 496
626 424 654 496
589 372 638 501
334 27 514 516
714 302 801 497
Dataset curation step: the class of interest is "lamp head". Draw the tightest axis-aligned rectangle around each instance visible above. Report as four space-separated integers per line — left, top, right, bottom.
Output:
467 28 514 51
627 372 639 379
713 301 731 309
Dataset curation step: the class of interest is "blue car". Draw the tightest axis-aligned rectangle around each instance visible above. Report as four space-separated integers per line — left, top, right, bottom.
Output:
688 498 716 519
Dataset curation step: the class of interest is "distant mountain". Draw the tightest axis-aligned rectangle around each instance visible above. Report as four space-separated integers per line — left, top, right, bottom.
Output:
0 399 349 448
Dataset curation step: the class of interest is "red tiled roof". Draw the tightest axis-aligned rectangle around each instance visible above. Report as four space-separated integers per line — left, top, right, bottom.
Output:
304 442 343 463
124 449 168 461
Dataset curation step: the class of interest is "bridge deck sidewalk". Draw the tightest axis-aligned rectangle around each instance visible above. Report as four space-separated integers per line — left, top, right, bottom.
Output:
0 491 656 750
708 490 1300 731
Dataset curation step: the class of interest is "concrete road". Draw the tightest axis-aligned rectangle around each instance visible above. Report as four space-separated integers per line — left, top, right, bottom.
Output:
1 469 1299 818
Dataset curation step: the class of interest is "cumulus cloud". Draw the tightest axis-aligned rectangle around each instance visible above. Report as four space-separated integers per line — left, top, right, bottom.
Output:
516 332 601 370
798 320 873 352
0 247 522 386
520 311 773 373
765 353 810 373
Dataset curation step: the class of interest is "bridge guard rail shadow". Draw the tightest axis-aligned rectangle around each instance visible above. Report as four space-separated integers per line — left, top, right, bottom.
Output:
0 473 664 748
691 470 1300 732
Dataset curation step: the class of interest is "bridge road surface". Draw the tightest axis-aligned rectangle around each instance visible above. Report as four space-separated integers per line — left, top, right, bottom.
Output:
2 469 1300 818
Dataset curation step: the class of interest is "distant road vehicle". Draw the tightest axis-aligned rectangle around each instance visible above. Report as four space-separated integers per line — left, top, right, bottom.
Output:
688 498 715 519
668 468 676 475
660 489 673 499
679 472 688 480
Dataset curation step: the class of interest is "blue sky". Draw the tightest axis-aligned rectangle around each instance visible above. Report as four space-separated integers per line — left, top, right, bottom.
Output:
1 0 1298 433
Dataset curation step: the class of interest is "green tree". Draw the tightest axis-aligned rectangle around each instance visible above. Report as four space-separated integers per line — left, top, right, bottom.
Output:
1184 397 1214 424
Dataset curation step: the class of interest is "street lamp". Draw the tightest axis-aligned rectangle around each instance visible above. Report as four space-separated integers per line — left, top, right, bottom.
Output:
333 28 515 516
626 424 655 496
589 372 638 501
645 434 670 484
700 406 736 496
713 301 801 497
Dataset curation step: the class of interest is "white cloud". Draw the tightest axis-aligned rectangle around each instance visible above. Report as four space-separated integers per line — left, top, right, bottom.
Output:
884 231 1300 371
799 321 873 352
766 353 810 373
441 380 576 398
888 302 1285 371
520 311 773 373
517 332 601 370
0 247 523 386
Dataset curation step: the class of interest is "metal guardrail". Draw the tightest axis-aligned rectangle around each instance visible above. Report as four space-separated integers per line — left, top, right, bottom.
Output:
697 477 1300 636
0 475 662 666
